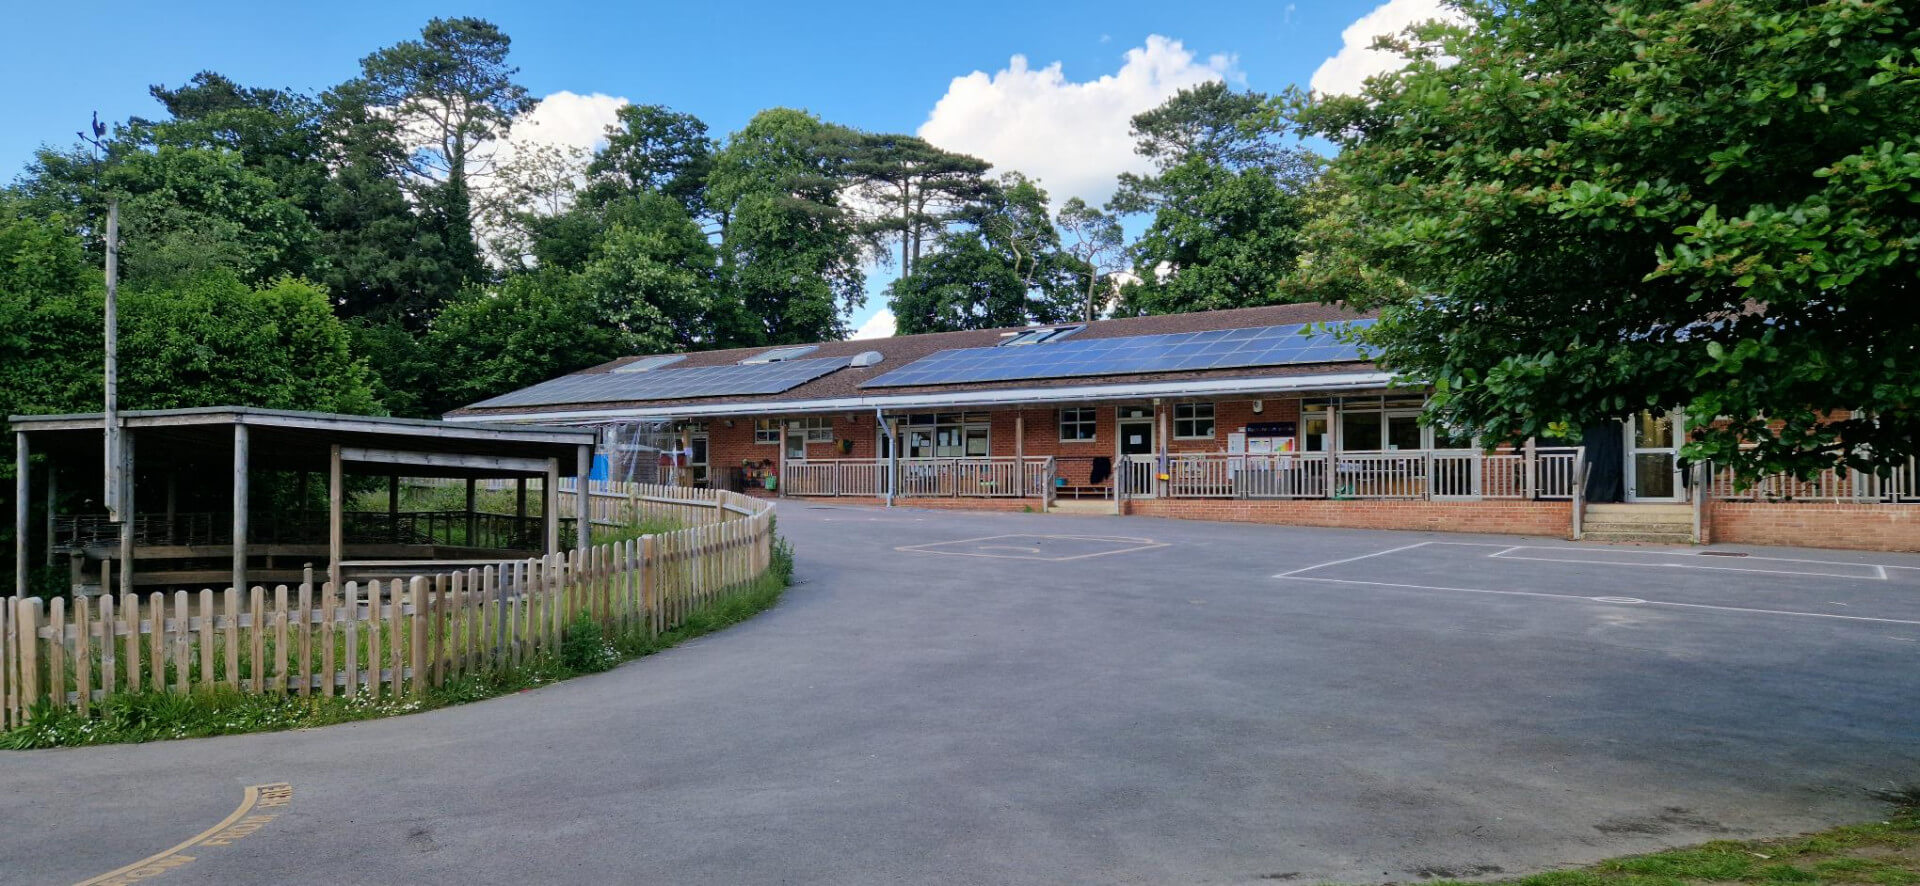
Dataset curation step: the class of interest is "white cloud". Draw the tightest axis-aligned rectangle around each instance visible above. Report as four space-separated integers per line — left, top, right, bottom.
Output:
917 35 1236 208
851 308 897 340
1309 0 1468 96
490 90 630 174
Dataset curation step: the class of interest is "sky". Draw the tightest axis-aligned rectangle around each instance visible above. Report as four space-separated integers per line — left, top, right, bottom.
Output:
0 0 1456 339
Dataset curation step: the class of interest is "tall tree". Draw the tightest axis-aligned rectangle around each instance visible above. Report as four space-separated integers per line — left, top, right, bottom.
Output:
846 134 991 278
707 108 867 344
889 173 1078 333
351 16 535 289
1110 83 1322 315
583 104 715 217
315 79 471 325
1291 0 1920 481
1055 197 1125 321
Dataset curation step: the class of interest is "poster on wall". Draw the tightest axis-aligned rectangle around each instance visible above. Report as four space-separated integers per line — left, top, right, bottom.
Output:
1243 422 1298 461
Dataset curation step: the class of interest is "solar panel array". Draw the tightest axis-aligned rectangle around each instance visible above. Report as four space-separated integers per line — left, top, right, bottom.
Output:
861 320 1373 389
471 356 856 408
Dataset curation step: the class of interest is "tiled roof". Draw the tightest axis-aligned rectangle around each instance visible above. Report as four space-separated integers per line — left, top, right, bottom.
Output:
448 303 1378 418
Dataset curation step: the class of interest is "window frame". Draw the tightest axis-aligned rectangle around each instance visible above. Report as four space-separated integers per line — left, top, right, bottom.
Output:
1173 402 1216 440
1059 407 1098 443
753 419 781 445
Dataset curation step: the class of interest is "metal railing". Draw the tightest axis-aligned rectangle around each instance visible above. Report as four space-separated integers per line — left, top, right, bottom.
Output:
1125 447 1584 501
1705 455 1920 503
780 457 1053 499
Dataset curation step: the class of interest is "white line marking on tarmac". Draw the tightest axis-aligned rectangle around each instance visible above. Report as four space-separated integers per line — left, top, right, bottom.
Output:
1278 575 1920 627
1487 551 1887 580
1272 541 1435 578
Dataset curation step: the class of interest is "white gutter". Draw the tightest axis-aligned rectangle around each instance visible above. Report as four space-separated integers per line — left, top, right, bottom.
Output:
445 372 1399 425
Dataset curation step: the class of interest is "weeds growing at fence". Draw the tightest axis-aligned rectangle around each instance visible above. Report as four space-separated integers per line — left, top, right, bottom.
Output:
1413 793 1920 886
0 531 795 750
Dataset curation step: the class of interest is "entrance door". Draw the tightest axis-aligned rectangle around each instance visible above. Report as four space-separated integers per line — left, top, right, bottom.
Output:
1624 411 1683 502
1117 406 1155 497
689 433 709 488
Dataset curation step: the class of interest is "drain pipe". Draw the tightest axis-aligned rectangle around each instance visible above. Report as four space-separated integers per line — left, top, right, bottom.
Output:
878 407 895 507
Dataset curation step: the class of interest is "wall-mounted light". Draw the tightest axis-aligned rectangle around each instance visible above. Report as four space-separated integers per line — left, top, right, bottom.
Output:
1252 400 1264 414
846 413 860 423
724 419 736 428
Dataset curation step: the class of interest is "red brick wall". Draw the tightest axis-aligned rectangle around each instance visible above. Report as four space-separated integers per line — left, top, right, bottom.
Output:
1124 497 1573 537
1708 502 1920 552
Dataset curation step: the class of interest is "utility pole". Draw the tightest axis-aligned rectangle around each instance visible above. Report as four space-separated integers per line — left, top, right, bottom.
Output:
82 113 122 521
104 200 120 521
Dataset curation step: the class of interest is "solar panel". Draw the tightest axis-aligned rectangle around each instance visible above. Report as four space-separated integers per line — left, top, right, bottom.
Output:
471 356 856 409
861 321 1373 389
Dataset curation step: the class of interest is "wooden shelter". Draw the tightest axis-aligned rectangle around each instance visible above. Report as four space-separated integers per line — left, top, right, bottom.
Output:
11 407 597 597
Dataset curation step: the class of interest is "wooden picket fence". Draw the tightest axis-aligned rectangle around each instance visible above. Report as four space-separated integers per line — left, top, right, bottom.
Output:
0 485 777 728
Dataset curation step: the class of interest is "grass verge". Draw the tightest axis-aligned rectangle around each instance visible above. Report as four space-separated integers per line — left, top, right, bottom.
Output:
1419 792 1919 886
0 532 794 750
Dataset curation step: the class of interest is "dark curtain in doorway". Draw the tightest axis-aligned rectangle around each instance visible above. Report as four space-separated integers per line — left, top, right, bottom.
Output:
1582 423 1625 503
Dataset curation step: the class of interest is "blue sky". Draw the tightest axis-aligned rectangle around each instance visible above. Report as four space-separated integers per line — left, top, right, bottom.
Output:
0 0 1445 336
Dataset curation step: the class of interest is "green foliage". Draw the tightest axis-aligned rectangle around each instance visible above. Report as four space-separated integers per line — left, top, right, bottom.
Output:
1292 0 1920 480
422 270 633 414
709 109 869 344
888 172 1081 334
583 104 716 216
561 611 618 673
576 194 725 349
1109 82 1324 316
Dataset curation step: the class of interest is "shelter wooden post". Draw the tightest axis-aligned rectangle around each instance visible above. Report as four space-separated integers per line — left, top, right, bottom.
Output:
163 471 176 545
44 455 57 567
387 474 399 533
544 458 559 557
120 432 136 596
465 478 478 546
231 425 249 595
328 443 343 592
575 444 592 559
14 431 27 597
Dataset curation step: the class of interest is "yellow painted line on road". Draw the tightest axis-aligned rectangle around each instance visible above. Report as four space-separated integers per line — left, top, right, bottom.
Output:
73 782 292 886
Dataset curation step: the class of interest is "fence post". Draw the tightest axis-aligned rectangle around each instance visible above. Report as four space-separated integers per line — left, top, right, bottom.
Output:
1522 439 1538 500
409 576 428 696
18 597 41 718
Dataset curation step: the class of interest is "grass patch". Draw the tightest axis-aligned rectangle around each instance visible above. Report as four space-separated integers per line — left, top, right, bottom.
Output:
1413 798 1920 886
0 532 795 750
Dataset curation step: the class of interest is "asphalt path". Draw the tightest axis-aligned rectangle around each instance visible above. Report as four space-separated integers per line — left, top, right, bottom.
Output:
4 504 1916 885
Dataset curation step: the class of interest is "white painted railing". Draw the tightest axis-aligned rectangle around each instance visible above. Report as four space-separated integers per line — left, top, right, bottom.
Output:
1131 447 1583 501
780 457 1053 499
784 460 888 498
1706 455 1920 503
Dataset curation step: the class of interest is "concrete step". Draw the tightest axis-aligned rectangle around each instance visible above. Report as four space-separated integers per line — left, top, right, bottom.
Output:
1584 504 1692 524
1583 521 1693 534
1047 499 1116 515
1581 530 1696 545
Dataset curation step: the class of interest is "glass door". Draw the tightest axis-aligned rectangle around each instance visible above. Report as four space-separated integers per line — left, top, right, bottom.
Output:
689 433 709 487
1625 411 1683 502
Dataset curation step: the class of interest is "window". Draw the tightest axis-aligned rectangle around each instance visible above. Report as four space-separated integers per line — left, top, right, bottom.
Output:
792 416 833 444
741 345 818 364
999 325 1083 347
1174 402 1215 439
1060 407 1097 442
753 419 781 445
905 412 989 457
613 354 687 373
